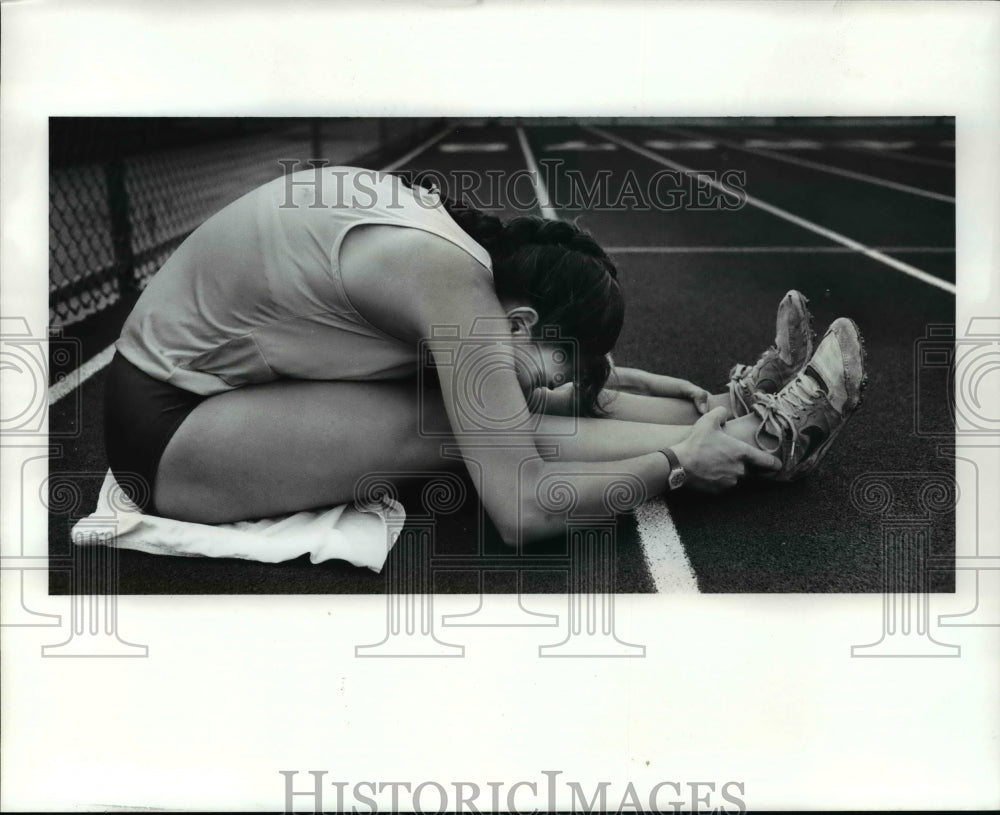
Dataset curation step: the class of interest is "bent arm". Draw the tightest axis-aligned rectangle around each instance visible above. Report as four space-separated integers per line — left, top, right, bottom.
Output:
528 382 710 426
396 234 672 544
606 363 652 394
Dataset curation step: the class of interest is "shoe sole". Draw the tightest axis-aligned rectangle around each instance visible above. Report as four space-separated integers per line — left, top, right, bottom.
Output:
783 290 815 365
780 317 868 481
730 290 816 413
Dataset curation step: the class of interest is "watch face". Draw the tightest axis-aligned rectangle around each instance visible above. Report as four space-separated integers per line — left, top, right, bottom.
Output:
668 467 686 490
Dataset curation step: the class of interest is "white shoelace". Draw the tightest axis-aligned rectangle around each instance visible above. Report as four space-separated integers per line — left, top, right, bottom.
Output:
728 347 779 416
752 370 824 459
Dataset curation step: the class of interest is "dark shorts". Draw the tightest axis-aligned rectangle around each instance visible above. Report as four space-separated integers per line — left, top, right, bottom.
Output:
104 352 205 514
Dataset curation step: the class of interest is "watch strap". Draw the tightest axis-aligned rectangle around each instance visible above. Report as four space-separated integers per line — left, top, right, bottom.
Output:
660 446 681 472
659 446 686 490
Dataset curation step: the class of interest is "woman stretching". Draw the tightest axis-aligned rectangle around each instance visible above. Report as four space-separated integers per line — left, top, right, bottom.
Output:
104 167 866 545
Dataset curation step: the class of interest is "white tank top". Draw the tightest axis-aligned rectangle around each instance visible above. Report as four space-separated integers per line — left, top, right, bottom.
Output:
116 167 493 394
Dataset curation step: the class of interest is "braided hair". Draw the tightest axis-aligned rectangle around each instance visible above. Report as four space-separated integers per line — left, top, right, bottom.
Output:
435 193 625 418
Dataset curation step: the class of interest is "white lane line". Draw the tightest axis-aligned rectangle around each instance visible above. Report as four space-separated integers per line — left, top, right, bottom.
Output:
742 139 823 150
588 125 956 295
48 344 116 405
633 501 698 593
381 124 453 171
721 123 956 169
519 124 694 593
543 140 617 152
515 126 558 220
839 139 915 150
438 142 508 153
604 245 955 254
48 126 456 406
661 125 955 204
643 139 718 151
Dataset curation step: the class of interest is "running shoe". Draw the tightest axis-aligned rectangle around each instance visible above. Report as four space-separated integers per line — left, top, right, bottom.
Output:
728 290 814 417
753 317 867 482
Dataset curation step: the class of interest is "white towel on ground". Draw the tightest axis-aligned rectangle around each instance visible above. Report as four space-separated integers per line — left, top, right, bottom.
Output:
70 471 406 572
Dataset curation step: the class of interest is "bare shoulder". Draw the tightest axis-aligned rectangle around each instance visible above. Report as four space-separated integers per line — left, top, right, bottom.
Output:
341 223 482 274
339 224 495 340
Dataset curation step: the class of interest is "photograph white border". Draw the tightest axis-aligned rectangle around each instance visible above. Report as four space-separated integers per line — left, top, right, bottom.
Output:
2 1 998 811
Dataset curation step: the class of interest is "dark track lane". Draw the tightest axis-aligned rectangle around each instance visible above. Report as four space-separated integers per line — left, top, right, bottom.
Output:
607 251 954 593
49 119 957 595
746 121 955 160
525 122 955 592
523 124 836 249
670 124 956 198
398 124 540 221
607 126 956 266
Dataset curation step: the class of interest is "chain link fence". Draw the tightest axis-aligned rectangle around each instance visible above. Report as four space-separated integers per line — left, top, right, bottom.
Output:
49 118 443 327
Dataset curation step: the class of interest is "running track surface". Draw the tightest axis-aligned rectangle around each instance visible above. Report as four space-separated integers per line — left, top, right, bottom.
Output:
47 120 956 594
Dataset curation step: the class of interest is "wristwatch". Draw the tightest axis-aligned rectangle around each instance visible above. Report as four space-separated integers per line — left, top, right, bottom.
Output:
660 447 687 491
